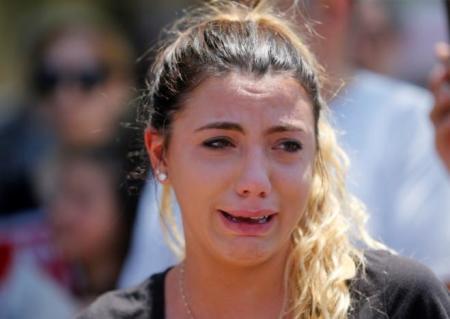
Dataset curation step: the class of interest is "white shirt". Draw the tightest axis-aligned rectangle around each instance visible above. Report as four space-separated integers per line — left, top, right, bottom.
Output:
331 70 450 279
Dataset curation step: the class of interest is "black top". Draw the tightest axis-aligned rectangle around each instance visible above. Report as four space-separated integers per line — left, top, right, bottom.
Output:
76 250 450 318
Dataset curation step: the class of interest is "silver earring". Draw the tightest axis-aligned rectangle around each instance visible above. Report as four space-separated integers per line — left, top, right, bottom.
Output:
156 170 168 182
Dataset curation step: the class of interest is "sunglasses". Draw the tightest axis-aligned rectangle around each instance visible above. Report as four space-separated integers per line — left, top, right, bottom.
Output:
33 64 109 96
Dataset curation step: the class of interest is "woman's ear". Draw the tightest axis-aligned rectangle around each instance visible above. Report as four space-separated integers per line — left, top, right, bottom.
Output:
144 128 169 184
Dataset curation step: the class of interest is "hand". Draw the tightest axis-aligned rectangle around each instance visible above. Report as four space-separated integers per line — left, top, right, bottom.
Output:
430 42 450 172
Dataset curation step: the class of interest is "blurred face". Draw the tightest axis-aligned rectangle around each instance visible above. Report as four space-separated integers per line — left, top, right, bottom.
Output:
48 159 121 262
37 32 130 146
147 73 316 266
280 0 351 80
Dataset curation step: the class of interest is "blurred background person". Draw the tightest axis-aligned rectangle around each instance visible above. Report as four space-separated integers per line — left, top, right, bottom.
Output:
0 4 143 318
43 143 141 305
0 4 136 215
350 0 447 86
0 141 142 317
31 18 135 147
429 42 450 289
298 0 450 283
349 0 401 77
430 42 450 173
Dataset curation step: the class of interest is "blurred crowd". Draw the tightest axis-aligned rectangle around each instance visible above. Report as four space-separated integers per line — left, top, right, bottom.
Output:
0 0 449 318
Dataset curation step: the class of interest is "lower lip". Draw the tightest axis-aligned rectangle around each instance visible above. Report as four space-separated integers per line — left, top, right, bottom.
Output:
218 211 276 236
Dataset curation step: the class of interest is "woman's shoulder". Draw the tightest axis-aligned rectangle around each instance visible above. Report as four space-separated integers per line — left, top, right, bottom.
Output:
75 268 168 319
350 250 450 318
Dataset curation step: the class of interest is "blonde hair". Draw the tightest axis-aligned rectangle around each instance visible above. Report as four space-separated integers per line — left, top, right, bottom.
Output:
146 1 386 318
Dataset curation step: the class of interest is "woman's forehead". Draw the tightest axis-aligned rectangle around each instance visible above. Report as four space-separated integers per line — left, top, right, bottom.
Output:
177 73 315 127
192 73 309 99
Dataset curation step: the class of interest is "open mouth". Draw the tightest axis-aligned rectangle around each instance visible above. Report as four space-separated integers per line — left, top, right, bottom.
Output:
219 210 275 224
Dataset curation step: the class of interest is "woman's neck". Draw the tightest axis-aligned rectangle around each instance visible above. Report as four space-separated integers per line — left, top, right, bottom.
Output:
166 245 291 319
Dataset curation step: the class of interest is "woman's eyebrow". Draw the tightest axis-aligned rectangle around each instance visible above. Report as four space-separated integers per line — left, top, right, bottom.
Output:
194 122 305 134
265 124 305 135
194 122 244 133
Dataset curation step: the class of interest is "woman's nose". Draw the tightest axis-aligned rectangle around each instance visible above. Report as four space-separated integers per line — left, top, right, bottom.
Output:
234 149 272 198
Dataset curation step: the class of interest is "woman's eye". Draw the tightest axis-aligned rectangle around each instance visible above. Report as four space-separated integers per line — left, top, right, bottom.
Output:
202 137 235 149
275 140 303 153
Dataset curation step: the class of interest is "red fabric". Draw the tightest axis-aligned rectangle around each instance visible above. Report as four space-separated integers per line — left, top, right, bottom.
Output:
0 217 71 289
0 241 13 285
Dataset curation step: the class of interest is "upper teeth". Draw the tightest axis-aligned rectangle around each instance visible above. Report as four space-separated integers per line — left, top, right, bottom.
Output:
249 216 268 220
221 210 272 224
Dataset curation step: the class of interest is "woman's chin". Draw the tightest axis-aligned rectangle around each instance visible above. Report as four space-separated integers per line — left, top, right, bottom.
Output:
211 236 282 268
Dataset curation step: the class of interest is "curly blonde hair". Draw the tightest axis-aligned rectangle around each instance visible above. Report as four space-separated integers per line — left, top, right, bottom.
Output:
147 1 386 318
